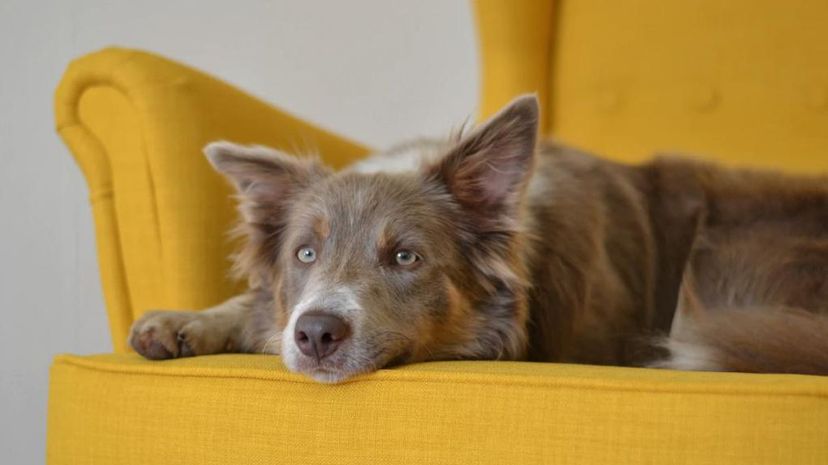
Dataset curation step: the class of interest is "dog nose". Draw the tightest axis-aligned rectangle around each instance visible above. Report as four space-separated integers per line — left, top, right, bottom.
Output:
294 311 350 361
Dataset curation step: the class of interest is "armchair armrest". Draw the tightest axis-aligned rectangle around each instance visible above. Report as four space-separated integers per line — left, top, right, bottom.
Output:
55 47 370 352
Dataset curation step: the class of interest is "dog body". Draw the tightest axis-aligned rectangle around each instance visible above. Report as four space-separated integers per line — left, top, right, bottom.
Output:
131 96 828 382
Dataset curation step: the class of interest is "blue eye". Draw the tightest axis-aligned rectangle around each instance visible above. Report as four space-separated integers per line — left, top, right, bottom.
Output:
297 246 317 264
394 250 419 266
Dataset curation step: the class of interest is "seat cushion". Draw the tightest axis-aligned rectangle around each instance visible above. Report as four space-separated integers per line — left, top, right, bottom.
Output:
47 353 828 464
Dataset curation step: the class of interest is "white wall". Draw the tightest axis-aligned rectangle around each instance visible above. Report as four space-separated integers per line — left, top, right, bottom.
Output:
0 2 477 463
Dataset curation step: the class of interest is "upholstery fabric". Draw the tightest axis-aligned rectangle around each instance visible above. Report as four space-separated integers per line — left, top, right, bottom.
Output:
475 0 828 172
50 3 828 463
48 354 828 464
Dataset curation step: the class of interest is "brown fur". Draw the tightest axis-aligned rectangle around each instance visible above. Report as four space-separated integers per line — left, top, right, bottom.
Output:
523 147 828 372
130 95 828 382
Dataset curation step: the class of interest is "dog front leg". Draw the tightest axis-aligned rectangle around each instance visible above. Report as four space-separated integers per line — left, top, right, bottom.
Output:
129 292 278 359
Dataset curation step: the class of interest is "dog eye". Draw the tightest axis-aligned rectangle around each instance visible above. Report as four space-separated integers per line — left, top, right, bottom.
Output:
296 246 317 264
394 250 419 266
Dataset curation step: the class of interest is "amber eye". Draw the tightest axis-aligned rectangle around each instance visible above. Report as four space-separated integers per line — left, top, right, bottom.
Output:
394 250 419 266
296 246 317 264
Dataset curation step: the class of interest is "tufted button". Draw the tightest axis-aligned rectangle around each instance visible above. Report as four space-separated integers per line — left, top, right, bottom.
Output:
688 86 720 113
805 85 828 111
594 88 622 113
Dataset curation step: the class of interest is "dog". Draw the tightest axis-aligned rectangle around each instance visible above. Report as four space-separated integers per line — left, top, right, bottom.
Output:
130 95 828 383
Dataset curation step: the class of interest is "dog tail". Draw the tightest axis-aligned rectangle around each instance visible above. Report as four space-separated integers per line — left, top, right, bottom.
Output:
658 306 828 375
653 280 828 375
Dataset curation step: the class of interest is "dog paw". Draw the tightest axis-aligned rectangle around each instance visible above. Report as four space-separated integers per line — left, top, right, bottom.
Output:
129 310 234 359
129 310 198 360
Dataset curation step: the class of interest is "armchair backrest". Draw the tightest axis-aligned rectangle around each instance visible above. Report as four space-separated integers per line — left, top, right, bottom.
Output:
475 0 828 172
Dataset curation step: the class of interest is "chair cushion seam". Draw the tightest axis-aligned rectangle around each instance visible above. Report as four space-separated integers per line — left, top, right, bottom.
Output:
53 355 828 399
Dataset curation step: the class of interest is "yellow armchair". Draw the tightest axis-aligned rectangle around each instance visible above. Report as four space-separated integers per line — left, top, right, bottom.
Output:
49 2 828 464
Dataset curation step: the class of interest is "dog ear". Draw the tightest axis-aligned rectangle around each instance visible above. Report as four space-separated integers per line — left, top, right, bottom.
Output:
205 142 331 286
430 94 539 230
205 141 330 223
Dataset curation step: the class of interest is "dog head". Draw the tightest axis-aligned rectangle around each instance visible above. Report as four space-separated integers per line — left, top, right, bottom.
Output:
207 95 538 382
